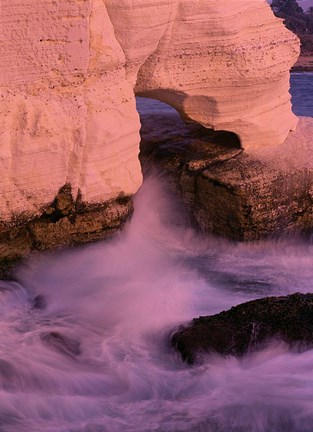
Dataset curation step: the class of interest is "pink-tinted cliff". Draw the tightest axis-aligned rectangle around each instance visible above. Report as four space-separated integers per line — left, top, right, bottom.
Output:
0 0 307 271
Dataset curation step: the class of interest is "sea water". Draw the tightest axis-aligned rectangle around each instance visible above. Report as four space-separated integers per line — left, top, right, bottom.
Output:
0 74 311 432
290 72 313 116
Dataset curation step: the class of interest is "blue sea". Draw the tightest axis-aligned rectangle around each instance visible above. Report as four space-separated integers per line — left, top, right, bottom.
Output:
290 72 313 116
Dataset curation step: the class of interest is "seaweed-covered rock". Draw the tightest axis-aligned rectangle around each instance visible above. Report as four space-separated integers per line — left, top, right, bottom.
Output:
172 293 313 363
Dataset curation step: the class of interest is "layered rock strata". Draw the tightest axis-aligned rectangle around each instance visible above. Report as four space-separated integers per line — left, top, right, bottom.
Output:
0 0 301 266
139 104 313 241
0 185 132 278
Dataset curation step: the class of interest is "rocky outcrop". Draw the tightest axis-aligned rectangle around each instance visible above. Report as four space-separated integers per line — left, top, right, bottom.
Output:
0 0 142 228
0 0 301 264
0 185 132 278
109 0 300 149
0 0 299 218
140 104 313 240
270 0 313 71
172 293 313 363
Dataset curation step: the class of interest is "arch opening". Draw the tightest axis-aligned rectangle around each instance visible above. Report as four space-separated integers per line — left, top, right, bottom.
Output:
136 96 242 176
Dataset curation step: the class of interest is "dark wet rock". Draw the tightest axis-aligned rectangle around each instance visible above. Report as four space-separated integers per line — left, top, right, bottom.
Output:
40 332 81 357
0 184 133 279
139 110 313 241
32 295 47 310
171 293 313 364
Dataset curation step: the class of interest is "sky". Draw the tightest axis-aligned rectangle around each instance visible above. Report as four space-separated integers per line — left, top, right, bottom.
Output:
268 0 313 10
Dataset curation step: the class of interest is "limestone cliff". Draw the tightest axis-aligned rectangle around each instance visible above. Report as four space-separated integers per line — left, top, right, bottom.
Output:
0 0 301 266
139 106 313 241
109 0 300 147
0 0 141 227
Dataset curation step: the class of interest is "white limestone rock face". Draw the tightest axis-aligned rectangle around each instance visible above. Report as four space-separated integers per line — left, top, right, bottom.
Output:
0 0 300 228
132 0 300 149
0 0 142 226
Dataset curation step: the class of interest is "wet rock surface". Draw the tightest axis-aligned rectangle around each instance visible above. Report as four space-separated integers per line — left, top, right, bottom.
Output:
139 110 313 241
171 293 313 364
0 185 133 279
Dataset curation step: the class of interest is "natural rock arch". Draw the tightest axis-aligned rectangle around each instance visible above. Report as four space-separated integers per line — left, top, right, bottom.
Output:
136 95 242 160
0 0 304 269
0 0 299 226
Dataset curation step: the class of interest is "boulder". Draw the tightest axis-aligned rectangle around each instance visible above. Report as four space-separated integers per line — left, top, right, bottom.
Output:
171 292 313 364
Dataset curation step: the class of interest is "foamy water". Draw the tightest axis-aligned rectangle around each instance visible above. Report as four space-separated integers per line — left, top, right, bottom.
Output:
0 176 313 431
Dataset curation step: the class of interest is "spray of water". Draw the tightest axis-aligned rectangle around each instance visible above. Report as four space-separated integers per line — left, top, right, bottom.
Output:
0 174 313 431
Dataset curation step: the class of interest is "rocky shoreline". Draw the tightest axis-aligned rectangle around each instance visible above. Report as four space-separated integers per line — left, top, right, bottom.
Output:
172 293 313 364
139 109 313 242
0 187 133 279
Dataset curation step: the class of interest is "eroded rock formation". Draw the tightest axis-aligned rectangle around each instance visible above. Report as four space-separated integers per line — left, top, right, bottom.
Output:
0 0 142 225
139 105 313 240
0 0 302 266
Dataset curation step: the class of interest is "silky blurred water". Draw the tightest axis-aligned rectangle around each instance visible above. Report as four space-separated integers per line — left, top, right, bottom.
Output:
0 74 311 432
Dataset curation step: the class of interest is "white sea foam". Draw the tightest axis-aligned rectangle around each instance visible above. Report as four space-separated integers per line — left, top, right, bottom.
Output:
0 175 312 431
